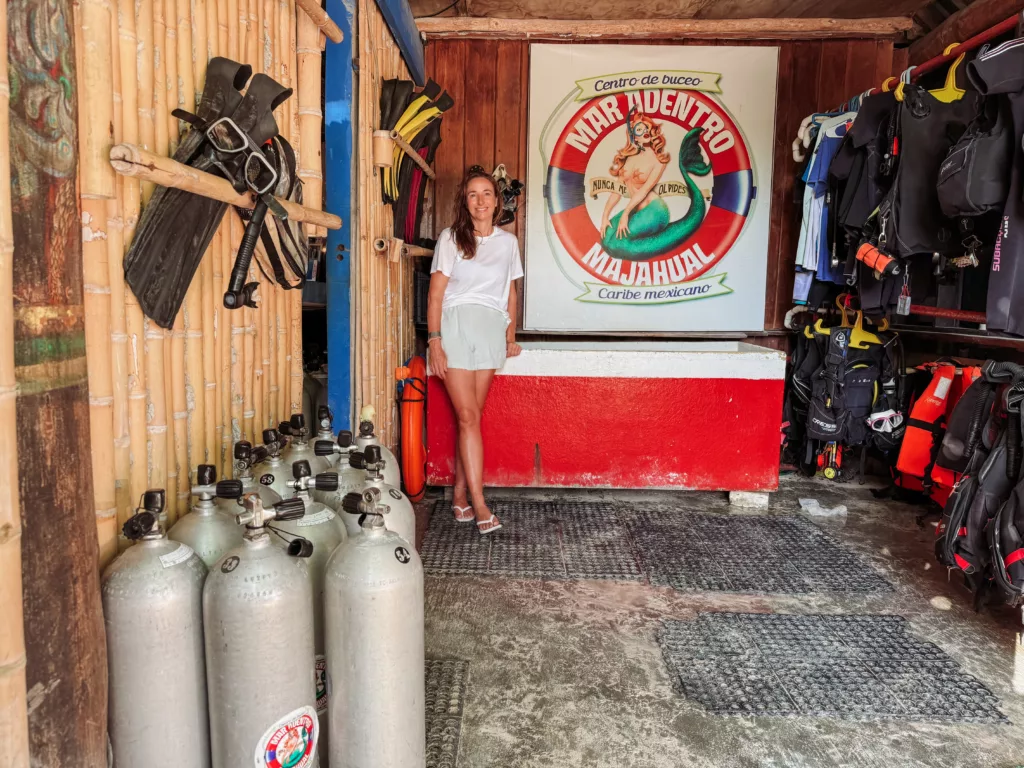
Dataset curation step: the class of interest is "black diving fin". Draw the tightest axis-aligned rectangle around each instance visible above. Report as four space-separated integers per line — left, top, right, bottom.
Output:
123 61 293 328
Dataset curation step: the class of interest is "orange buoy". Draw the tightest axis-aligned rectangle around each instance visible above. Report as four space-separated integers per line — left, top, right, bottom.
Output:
395 356 427 502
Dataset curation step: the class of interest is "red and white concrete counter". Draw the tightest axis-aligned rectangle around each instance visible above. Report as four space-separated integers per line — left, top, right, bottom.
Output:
426 341 786 492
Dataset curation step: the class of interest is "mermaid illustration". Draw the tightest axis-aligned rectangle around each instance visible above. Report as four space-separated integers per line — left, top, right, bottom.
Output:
599 106 712 261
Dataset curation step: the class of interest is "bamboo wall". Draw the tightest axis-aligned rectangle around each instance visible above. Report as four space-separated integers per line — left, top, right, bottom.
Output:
354 0 416 449
77 0 326 564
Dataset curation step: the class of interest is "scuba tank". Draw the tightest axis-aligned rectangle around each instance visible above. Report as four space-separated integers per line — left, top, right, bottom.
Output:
260 427 298 501
216 440 282 516
313 405 340 466
204 493 321 768
281 412 330 475
273 460 345 753
356 404 401 487
312 429 366 511
169 464 245 567
327 490 425 768
102 490 210 768
347 445 416 545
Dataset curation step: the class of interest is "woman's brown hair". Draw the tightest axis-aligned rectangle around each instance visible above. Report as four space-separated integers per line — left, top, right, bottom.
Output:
451 165 500 259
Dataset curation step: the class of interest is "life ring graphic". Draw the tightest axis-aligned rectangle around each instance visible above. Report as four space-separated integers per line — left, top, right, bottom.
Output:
544 88 754 287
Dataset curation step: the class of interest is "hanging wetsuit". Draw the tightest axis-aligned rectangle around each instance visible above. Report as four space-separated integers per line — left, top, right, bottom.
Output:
967 39 1024 336
882 84 982 259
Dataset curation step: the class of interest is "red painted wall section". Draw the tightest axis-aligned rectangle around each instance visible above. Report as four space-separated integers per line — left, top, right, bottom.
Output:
427 375 784 491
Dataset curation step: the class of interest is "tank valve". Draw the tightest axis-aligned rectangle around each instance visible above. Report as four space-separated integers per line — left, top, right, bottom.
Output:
236 494 306 528
358 420 375 438
123 489 166 540
262 428 283 457
314 431 354 458
191 464 245 502
288 460 339 493
289 413 308 442
233 441 254 476
316 405 333 434
341 489 386 529
350 446 386 478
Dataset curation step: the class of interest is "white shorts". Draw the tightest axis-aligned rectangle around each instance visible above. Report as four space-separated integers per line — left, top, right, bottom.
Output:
441 304 507 371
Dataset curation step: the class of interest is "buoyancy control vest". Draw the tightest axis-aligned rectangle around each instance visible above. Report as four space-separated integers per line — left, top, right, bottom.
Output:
895 363 981 502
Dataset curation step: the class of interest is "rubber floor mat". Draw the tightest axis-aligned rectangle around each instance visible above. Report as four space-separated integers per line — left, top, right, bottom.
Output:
426 658 469 768
420 500 643 580
659 613 1007 723
421 500 889 594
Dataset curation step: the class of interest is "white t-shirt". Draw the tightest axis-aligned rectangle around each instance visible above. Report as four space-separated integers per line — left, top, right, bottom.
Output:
430 227 524 318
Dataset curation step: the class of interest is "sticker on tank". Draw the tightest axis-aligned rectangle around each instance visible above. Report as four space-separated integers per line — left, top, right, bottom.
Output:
256 705 318 768
296 508 337 527
315 655 328 714
159 543 195 569
260 474 275 485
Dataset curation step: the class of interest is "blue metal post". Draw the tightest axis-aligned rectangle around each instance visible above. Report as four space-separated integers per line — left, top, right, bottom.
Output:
325 0 355 429
373 0 425 85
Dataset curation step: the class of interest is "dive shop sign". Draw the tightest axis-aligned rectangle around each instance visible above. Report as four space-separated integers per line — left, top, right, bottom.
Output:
524 44 779 332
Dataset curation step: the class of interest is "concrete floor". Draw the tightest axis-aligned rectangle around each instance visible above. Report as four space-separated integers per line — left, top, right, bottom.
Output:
416 475 1024 768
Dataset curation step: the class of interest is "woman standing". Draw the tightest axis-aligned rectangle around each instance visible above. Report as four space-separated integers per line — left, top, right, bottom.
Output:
427 166 523 534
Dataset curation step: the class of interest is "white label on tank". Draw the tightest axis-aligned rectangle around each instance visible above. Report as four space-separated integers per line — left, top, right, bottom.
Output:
255 704 318 768
159 543 194 569
296 508 336 527
315 655 328 713
933 376 952 400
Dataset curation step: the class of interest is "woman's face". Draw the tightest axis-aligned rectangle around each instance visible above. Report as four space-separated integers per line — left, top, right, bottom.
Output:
466 176 497 224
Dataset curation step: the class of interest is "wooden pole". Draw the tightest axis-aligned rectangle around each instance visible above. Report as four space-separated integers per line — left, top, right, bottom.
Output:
164 0 180 156
136 0 157 206
109 0 134 547
295 0 344 43
415 16 914 40
74 0 118 563
153 0 169 158
0 0 30 754
10 0 109 758
109 144 343 228
77 0 116 200
298 9 325 236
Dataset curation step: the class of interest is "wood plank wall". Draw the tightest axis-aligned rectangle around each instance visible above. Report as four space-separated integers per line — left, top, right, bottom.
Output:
354 0 415 449
421 38 895 347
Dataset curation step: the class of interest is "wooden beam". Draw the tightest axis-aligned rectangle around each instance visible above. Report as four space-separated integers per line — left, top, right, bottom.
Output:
416 16 913 40
109 143 343 230
909 0 1024 64
295 0 344 43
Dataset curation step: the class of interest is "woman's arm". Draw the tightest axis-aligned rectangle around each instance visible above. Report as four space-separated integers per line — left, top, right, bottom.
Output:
506 280 522 357
427 271 450 380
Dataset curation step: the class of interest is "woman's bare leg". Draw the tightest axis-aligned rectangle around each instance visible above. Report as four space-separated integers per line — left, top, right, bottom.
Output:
445 368 486 510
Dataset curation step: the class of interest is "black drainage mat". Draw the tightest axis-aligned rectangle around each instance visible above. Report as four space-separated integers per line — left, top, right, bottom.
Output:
627 510 892 594
659 613 1007 724
420 500 644 580
421 500 889 594
426 658 469 768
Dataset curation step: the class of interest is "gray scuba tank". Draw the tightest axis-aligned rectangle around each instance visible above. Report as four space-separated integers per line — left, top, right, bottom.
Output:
347 445 416 546
313 405 341 467
272 460 345 758
355 408 401 488
204 494 320 768
328 489 425 768
102 490 210 768
281 413 330 476
260 427 300 501
169 465 245 568
216 440 282 516
312 430 367 511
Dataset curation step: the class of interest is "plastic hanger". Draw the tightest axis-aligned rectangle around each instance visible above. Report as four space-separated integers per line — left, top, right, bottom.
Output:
894 66 917 102
929 44 966 103
850 311 883 349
